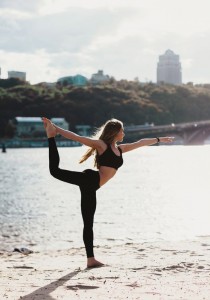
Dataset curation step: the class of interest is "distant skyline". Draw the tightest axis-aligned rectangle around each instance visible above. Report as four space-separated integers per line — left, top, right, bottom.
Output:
0 0 210 84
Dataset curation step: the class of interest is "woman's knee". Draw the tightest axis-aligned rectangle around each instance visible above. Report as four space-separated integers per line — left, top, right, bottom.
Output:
49 166 60 179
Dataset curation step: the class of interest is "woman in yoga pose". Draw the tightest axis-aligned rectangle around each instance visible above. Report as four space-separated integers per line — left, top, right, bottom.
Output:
42 117 173 268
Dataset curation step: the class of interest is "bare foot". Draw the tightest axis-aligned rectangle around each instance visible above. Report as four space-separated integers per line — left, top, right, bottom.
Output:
42 117 56 138
87 257 105 268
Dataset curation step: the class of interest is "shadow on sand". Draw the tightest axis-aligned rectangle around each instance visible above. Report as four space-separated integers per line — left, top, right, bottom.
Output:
19 269 82 300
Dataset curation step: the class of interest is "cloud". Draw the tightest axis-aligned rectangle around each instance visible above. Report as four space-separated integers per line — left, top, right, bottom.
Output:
0 0 210 83
0 7 130 54
0 0 43 12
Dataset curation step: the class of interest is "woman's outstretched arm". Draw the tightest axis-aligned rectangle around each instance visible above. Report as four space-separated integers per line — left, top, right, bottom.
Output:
119 137 174 153
42 117 102 149
55 124 103 148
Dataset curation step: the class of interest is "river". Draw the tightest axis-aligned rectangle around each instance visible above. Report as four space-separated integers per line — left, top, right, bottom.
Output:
1 145 210 251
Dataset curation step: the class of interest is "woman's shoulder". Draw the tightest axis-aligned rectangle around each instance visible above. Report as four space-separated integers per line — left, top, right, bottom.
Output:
117 145 122 153
96 139 108 155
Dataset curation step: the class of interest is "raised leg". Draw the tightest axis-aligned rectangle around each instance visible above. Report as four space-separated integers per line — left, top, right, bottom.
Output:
48 137 84 186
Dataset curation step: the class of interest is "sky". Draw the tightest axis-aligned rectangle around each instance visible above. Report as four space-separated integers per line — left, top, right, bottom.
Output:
0 0 210 84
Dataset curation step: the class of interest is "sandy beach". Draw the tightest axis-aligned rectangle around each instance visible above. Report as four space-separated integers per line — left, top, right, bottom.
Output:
1 237 210 300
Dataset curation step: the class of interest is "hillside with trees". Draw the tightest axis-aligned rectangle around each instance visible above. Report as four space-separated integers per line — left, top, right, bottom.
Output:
1 78 210 138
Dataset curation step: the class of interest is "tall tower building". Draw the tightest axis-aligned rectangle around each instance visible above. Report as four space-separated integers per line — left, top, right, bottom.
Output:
157 49 182 85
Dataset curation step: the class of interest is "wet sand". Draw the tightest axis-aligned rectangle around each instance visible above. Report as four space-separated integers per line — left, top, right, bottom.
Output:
1 237 210 300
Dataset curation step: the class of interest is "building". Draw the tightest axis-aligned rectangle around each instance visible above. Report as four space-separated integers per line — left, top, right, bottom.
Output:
51 118 69 130
14 117 69 137
75 125 92 136
90 70 109 85
157 50 182 85
8 71 26 81
57 74 88 86
14 117 44 137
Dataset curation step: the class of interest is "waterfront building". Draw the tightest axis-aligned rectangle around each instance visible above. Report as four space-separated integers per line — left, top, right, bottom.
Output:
51 118 69 130
8 71 26 81
14 117 69 137
14 117 43 137
57 74 88 86
75 125 92 136
157 49 182 85
90 70 109 85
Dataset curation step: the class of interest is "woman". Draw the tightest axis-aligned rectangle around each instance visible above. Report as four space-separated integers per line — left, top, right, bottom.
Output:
42 117 173 268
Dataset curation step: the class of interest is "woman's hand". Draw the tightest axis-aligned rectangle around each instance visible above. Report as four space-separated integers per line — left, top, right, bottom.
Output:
159 137 174 143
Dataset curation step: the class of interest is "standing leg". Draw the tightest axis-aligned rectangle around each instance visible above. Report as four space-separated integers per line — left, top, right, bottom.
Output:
80 188 96 258
80 187 104 268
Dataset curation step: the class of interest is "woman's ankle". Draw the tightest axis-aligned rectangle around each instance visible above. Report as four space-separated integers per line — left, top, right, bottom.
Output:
87 257 104 268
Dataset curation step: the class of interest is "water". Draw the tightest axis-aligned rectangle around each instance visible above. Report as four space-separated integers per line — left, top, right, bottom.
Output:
1 145 210 252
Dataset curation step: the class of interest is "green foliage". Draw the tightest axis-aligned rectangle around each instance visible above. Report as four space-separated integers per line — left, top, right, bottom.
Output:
1 81 210 137
0 78 27 89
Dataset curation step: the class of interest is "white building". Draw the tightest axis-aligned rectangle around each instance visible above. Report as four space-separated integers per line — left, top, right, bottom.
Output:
14 117 69 137
90 70 109 85
8 71 26 81
157 50 182 85
75 125 91 136
14 117 44 137
51 118 69 130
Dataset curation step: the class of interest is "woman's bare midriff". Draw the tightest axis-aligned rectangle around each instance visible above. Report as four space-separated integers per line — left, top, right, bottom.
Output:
98 166 117 187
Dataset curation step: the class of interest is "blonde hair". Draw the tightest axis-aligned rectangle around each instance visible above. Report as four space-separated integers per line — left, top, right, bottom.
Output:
79 118 123 169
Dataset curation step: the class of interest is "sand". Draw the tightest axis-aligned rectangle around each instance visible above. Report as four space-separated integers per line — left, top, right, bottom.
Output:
1 237 210 300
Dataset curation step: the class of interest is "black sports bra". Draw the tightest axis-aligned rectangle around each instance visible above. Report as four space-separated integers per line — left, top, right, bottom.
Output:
97 144 123 170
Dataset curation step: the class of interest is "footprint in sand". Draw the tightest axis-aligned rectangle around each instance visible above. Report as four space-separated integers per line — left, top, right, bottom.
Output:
67 284 99 290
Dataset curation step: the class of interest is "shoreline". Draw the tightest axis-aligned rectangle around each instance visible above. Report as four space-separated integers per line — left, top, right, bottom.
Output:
1 237 210 299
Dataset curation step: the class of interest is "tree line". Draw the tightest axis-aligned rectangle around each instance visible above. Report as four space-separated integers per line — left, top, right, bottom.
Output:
1 78 210 138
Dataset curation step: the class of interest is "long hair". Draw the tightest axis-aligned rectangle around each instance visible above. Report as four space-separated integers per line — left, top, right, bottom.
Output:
79 118 123 169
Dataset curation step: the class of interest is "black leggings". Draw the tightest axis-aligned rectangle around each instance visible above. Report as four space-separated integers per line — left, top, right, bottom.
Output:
48 138 100 258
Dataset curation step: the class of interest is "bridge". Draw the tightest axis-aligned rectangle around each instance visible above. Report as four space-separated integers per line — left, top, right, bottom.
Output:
124 120 210 145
